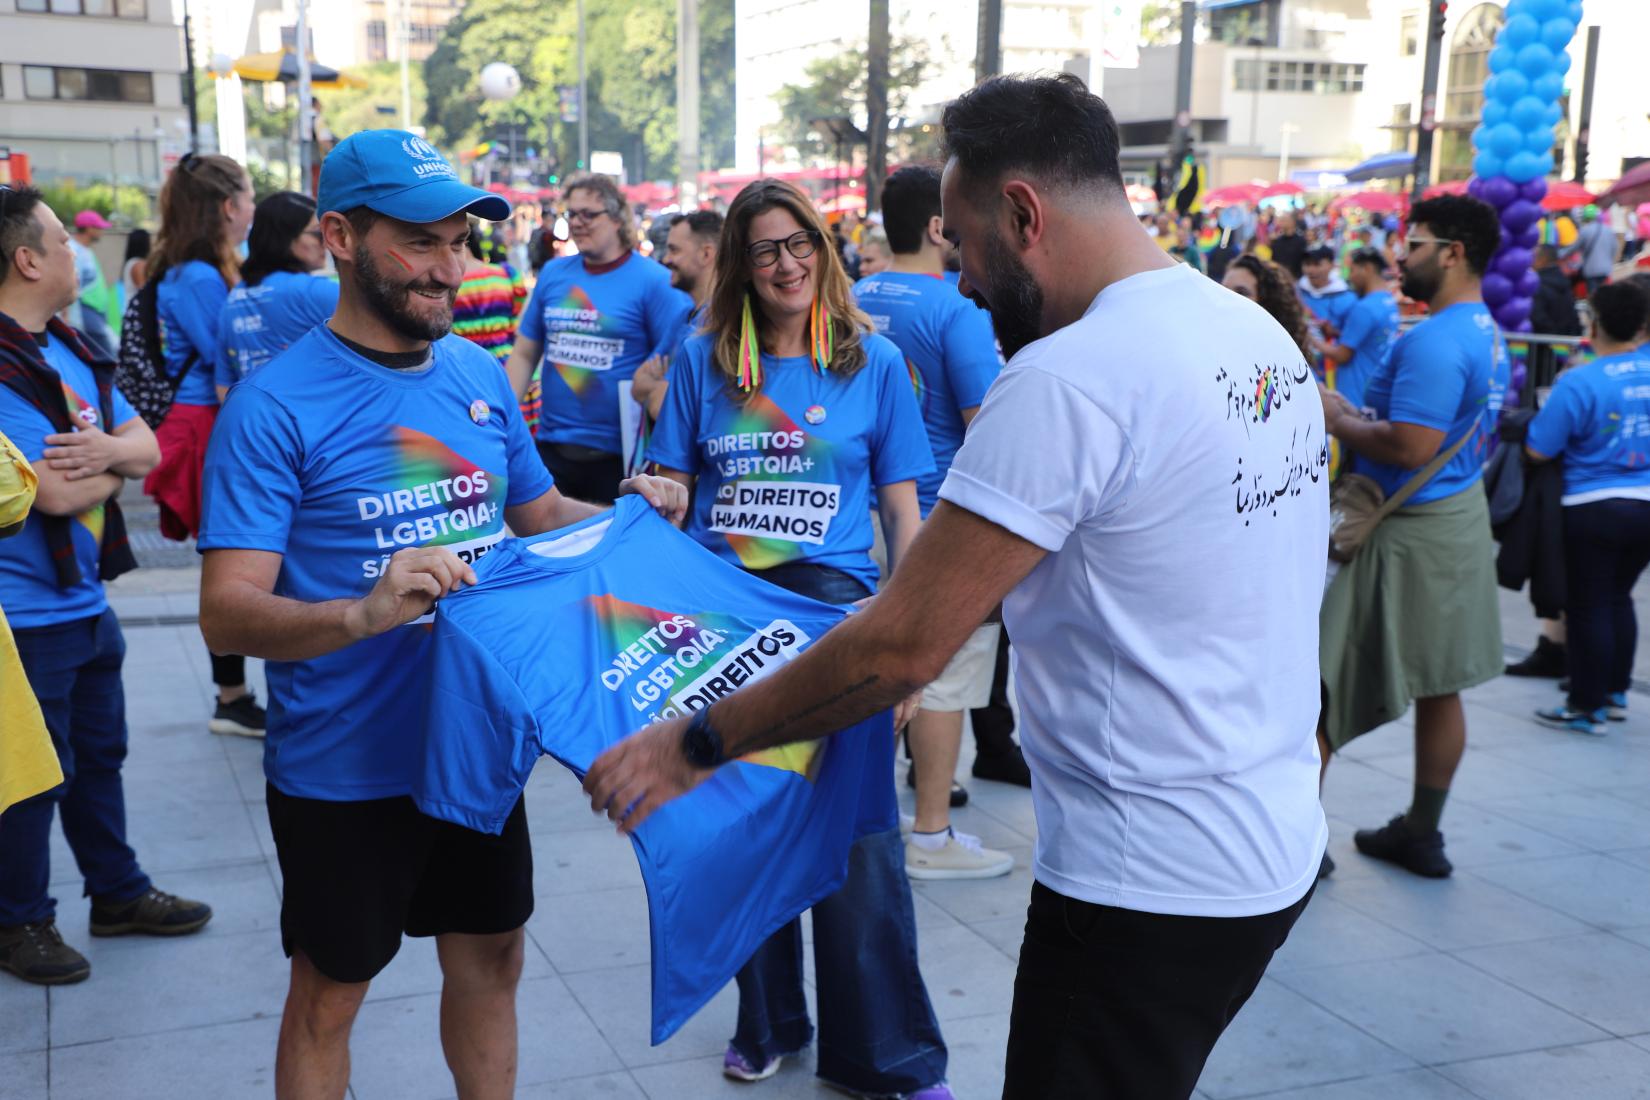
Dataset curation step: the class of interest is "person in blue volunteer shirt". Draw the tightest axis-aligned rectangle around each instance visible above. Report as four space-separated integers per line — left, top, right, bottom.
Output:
0 187 211 987
140 153 265 738
853 165 1020 881
1297 244 1355 339
630 209 722 421
646 178 951 1099
1526 281 1650 735
1315 246 1398 411
505 173 691 501
215 191 338 397
1321 195 1510 880
195 131 686 1100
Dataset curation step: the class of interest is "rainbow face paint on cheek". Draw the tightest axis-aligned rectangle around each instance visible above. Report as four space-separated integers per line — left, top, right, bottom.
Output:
385 249 414 273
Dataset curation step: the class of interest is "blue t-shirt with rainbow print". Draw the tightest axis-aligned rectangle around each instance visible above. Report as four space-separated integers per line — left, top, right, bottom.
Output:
647 331 934 590
198 325 554 800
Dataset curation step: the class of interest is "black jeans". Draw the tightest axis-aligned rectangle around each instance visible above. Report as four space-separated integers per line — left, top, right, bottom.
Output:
1003 881 1314 1100
535 441 624 505
1563 497 1650 711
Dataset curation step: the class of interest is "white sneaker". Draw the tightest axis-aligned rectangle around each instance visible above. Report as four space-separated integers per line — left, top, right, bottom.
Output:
900 813 915 837
905 829 1014 880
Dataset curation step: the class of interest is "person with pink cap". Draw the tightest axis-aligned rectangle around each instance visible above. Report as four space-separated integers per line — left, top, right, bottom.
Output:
67 210 115 359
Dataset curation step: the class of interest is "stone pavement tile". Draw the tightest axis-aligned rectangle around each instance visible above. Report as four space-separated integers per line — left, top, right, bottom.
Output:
1319 759 1417 824
516 1072 649 1099
1226 1066 1485 1100
562 962 741 1069
630 1053 829 1099
930 802 1039 851
1274 953 1608 1065
348 976 623 1100
1359 744 1590 803
362 927 555 1005
1456 932 1650 1037
49 1013 281 1100
533 828 645 897
1435 1039 1650 1100
1327 802 1585 870
1327 866 1589 951
525 762 616 835
967 915 1025 961
1469 734 1650 791
1617 925 1650 950
1196 978 1416 1099
1264 896 1432 975
914 922 1018 1022
1472 789 1650 852
525 884 651 974
934 1009 1010 1097
49 928 289 1046
952 778 1037 840
910 848 1035 925
117 755 266 876
219 736 268 803
50 858 279 946
1631 1033 1650 1055
1472 853 1650 930
0 984 47 1056
0 1050 46 1100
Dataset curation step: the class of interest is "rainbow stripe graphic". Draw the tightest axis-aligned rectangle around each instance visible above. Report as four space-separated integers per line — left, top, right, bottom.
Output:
714 394 838 572
60 383 105 544
548 286 605 396
389 427 505 546
1253 368 1279 423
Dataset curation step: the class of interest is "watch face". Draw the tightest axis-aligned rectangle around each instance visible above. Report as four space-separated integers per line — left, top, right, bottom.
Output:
683 720 717 767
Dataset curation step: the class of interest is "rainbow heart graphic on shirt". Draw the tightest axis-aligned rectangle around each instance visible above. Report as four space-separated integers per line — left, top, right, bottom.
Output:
59 382 106 543
353 427 508 582
587 593 824 780
542 286 622 397
706 394 841 572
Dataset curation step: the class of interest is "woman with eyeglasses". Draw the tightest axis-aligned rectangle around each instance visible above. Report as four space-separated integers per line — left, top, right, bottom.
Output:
141 153 262 738
646 179 950 1097
214 191 338 398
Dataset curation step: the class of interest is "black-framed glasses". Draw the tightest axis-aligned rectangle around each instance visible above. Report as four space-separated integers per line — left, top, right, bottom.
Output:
747 230 821 269
565 207 610 224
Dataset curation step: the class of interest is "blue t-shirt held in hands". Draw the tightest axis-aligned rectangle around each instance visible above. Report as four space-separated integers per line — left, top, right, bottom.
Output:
1359 301 1508 504
156 260 230 407
853 271 1001 516
216 271 339 390
1527 350 1650 504
647 332 934 590
197 326 554 801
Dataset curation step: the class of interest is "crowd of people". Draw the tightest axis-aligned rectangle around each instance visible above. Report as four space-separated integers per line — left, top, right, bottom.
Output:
2 68 1650 1100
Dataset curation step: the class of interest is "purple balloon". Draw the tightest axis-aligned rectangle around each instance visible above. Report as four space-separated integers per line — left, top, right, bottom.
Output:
1517 318 1534 333
1483 272 1515 307
1495 297 1532 329
1481 176 1520 209
1517 269 1540 297
1514 225 1541 250
1511 361 1529 389
1502 199 1543 233
1496 247 1534 278
1468 176 1489 200
1519 177 1549 202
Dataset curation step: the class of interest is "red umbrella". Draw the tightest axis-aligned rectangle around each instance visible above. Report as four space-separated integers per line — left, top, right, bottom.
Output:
1599 162 1650 209
1261 181 1304 198
1541 180 1596 211
1332 190 1406 214
1204 182 1264 207
1422 179 1470 200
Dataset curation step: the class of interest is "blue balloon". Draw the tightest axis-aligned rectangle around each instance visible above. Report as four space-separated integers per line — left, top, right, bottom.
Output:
1510 95 1547 130
1554 48 1572 76
1471 124 1491 152
1543 102 1564 128
1474 151 1507 180
1536 151 1555 177
1501 13 1541 48
1491 70 1532 103
1568 0 1585 22
1483 100 1511 127
1541 16 1577 51
1516 43 1554 78
1506 151 1544 183
1524 125 1555 154
1533 72 1564 101
1488 43 1519 74
1490 122 1525 157
1524 0 1566 18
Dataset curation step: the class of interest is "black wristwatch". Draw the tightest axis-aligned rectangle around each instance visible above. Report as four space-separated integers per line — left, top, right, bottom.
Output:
681 706 727 769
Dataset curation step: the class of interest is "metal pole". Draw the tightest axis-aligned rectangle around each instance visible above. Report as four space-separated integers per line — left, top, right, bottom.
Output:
577 0 589 170
400 0 413 129
181 1 200 154
975 0 1002 82
1168 1 1195 166
1410 0 1447 202
296 0 313 197
866 0 889 213
1572 25 1600 183
677 0 701 208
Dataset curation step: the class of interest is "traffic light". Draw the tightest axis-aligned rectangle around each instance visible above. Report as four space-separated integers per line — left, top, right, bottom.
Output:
548 174 560 185
1430 0 1448 40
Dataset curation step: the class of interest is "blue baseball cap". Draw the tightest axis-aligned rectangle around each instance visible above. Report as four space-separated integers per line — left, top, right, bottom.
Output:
318 129 510 223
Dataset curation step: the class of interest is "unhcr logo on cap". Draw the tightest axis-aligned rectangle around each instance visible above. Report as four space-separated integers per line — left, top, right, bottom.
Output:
404 137 456 180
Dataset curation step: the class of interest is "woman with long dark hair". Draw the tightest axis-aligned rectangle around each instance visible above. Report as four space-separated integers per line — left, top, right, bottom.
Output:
1222 253 1315 363
646 178 950 1097
214 191 337 397
140 153 261 737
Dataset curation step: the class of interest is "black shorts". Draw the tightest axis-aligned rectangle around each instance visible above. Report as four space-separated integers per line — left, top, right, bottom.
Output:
266 784 534 984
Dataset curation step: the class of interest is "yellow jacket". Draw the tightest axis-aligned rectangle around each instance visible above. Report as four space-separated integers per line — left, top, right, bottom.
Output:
0 431 62 813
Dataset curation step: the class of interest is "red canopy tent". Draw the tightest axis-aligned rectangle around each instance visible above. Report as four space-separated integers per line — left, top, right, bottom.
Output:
1260 181 1304 199
1203 182 1265 207
1331 190 1407 214
1599 162 1650 209
1421 179 1470 200
1540 180 1597 211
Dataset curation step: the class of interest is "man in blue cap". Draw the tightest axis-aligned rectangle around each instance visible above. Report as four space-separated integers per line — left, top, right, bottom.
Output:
195 131 686 1100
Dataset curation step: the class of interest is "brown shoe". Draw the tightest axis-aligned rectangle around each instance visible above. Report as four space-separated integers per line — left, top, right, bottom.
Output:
0 920 91 985
89 888 212 937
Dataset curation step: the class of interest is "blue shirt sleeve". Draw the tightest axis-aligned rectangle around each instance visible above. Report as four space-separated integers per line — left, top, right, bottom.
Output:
646 282 693 360
0 390 54 464
302 275 341 325
517 264 551 343
1525 371 1586 459
647 338 706 474
1337 297 1376 353
196 384 303 553
867 339 936 488
940 300 1001 412
1386 328 1468 433
110 383 139 431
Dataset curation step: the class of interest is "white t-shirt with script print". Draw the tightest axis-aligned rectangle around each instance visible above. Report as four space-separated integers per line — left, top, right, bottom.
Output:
941 261 1328 918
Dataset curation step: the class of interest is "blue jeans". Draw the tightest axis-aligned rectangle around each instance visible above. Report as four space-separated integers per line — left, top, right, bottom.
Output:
733 562 948 1096
0 609 150 925
1563 498 1650 711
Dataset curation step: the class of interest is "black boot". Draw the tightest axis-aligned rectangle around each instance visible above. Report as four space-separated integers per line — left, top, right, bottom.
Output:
1505 636 1566 679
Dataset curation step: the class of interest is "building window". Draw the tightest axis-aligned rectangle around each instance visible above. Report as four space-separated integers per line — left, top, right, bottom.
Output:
21 65 154 103
410 23 442 45
366 20 387 60
1400 13 1420 56
1439 4 1506 179
17 0 146 14
1233 60 1365 94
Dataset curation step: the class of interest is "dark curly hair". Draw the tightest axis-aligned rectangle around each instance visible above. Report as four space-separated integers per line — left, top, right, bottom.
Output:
1228 253 1314 363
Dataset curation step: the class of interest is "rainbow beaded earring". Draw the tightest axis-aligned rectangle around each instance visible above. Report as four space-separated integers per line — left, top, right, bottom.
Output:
736 292 762 393
809 294 833 375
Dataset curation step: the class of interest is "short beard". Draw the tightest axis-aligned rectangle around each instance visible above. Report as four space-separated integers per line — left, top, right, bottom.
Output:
979 228 1046 360
353 244 456 343
1399 256 1441 305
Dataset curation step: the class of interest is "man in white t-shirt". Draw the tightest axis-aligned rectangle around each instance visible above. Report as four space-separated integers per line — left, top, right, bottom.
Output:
583 73 1329 1100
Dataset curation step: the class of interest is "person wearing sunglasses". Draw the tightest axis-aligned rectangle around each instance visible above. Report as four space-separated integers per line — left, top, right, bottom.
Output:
504 173 691 500
645 177 950 1097
214 191 338 401
1318 195 1510 879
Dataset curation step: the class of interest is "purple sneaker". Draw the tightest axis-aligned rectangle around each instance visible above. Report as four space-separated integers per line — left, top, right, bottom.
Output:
723 1045 782 1082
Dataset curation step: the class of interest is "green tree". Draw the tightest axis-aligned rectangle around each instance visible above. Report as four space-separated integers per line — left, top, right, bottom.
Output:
315 62 428 142
771 36 930 164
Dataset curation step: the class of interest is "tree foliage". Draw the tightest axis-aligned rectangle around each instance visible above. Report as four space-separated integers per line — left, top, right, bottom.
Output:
314 62 428 143
422 0 734 181
771 36 930 165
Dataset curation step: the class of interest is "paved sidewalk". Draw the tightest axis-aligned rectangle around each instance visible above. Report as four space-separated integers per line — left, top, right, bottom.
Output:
3 570 1649 1099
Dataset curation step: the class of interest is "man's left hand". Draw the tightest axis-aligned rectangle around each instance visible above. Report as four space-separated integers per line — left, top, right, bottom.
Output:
583 716 712 833
43 424 122 480
618 473 689 525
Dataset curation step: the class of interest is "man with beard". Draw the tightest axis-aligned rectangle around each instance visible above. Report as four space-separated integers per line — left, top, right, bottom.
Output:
580 74 1329 1100
629 209 721 420
195 130 687 1100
